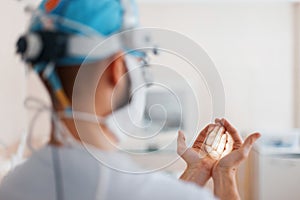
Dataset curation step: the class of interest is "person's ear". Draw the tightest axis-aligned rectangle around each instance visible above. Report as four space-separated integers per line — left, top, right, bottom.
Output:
109 52 127 86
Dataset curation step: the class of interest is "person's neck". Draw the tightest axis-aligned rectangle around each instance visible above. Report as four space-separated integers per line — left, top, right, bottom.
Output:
48 117 118 151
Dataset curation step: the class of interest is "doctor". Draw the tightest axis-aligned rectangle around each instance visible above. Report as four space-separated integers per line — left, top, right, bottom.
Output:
0 0 260 199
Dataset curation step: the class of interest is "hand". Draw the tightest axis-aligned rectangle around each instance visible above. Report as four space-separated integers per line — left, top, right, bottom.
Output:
177 124 223 186
211 118 260 200
212 118 261 176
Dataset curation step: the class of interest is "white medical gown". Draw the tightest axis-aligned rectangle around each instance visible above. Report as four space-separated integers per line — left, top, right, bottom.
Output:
0 144 217 200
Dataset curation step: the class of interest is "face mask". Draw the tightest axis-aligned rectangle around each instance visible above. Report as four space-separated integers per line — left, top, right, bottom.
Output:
105 55 147 143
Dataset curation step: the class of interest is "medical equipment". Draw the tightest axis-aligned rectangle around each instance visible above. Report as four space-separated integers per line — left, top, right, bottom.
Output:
16 27 154 66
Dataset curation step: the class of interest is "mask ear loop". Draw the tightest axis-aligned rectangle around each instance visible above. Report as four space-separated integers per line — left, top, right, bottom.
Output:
58 110 106 125
25 96 79 152
51 110 81 147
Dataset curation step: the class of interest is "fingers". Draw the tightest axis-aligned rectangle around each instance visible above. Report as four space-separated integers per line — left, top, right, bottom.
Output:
215 133 227 158
217 118 243 150
205 126 221 148
192 124 216 149
215 118 224 126
177 130 187 156
240 132 261 157
212 126 225 149
221 133 233 158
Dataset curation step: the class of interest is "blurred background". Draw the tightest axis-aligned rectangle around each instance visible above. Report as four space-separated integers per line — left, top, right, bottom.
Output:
1 0 300 199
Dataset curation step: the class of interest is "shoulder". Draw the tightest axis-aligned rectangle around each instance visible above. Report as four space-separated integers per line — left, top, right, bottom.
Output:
66 145 217 200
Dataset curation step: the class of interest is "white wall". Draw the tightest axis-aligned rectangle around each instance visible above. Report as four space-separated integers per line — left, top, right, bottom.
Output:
295 3 300 128
138 2 294 133
0 1 28 147
0 0 50 153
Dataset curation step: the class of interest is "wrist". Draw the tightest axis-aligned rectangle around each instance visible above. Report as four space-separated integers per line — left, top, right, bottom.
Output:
180 162 212 187
187 161 211 174
212 166 240 200
212 165 237 180
186 164 211 180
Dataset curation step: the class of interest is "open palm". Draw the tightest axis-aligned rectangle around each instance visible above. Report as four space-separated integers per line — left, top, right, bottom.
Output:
213 119 260 172
177 124 219 172
177 118 260 184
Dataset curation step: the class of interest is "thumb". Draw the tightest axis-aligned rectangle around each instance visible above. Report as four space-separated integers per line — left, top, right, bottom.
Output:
177 130 187 156
241 132 261 157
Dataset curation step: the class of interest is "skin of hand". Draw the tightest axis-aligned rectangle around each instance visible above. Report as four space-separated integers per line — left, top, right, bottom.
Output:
213 118 261 173
177 118 261 193
212 119 261 200
177 124 221 186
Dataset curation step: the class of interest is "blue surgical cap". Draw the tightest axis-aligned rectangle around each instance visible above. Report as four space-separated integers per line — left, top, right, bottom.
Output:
30 0 139 65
